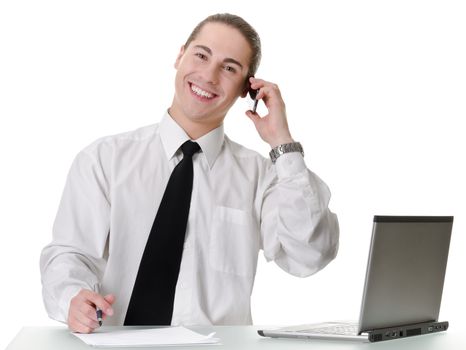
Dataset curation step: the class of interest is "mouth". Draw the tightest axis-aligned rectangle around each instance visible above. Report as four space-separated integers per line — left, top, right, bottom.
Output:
189 82 218 101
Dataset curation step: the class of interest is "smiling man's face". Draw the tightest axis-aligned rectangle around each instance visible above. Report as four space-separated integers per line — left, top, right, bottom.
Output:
169 22 252 136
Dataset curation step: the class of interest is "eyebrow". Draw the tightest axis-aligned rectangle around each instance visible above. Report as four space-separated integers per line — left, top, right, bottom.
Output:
194 45 244 70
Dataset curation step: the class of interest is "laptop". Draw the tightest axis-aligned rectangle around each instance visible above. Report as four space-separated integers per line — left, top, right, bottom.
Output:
258 215 453 342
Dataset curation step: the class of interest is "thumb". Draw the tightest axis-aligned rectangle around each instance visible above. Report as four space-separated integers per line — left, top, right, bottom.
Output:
245 110 261 126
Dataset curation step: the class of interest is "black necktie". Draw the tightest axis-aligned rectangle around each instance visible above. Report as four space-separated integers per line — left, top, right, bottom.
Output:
124 140 201 325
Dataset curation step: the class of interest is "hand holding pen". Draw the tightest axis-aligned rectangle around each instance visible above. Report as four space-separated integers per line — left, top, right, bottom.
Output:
67 284 116 333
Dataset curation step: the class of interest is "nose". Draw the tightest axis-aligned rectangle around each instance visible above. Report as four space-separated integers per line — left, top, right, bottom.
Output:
202 63 219 85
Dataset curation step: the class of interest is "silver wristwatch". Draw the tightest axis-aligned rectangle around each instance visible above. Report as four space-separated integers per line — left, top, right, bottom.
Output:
269 142 304 163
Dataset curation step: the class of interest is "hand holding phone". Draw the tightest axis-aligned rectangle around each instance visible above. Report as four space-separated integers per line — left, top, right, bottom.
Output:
245 77 294 148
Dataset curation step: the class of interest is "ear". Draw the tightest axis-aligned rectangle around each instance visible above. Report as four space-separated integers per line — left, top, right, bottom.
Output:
240 76 252 98
174 45 185 69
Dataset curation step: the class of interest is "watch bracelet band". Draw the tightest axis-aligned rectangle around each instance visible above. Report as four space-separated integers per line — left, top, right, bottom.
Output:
269 142 304 163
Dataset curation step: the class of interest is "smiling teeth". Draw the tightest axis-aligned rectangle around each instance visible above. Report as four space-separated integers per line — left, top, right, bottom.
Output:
191 84 214 99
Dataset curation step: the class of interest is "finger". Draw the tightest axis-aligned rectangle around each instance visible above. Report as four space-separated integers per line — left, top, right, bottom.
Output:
249 77 268 89
256 84 282 101
82 289 114 316
104 294 116 305
68 318 94 334
101 294 116 320
68 307 98 333
76 302 101 328
256 88 266 101
249 78 281 95
68 289 101 333
69 317 96 334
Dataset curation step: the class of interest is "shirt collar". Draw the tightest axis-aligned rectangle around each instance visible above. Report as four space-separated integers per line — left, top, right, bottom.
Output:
159 110 224 169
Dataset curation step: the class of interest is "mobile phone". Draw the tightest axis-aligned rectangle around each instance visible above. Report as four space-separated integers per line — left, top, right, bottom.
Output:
249 88 259 113
247 76 259 113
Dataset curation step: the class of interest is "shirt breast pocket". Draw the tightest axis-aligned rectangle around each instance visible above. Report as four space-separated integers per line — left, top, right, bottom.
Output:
209 205 259 278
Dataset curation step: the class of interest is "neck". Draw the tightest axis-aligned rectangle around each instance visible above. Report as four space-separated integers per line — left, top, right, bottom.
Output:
168 107 223 140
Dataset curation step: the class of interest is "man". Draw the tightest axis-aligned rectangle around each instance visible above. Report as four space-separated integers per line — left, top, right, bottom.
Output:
40 13 339 334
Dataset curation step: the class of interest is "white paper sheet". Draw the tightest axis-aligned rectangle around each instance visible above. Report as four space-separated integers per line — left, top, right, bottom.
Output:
72 326 220 347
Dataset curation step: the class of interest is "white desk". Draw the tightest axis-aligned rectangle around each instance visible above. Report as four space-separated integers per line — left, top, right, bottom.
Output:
6 326 466 349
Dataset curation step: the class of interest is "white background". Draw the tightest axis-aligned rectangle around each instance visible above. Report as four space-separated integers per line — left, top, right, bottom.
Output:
1 1 465 348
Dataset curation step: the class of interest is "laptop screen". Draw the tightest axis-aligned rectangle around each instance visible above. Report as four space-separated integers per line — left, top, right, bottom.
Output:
358 216 453 332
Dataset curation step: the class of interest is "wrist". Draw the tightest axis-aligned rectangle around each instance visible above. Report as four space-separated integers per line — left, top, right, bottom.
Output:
269 141 304 164
268 135 294 149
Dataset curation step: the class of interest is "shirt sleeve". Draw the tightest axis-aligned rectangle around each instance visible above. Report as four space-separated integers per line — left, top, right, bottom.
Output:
39 148 110 323
259 152 339 277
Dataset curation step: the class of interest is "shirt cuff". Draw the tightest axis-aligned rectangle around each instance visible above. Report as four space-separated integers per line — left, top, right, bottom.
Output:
274 152 306 179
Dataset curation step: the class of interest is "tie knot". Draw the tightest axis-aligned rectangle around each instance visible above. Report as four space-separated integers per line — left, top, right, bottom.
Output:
181 141 200 158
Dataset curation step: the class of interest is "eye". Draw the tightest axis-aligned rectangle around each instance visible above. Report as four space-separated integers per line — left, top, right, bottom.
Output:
223 65 236 73
195 53 207 60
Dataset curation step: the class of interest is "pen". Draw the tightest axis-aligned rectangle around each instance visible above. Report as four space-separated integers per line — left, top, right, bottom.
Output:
93 283 103 327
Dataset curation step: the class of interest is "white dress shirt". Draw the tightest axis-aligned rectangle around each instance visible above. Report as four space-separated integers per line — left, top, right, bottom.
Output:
40 111 339 326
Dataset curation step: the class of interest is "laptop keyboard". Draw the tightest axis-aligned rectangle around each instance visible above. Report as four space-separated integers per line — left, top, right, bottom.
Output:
294 323 359 336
